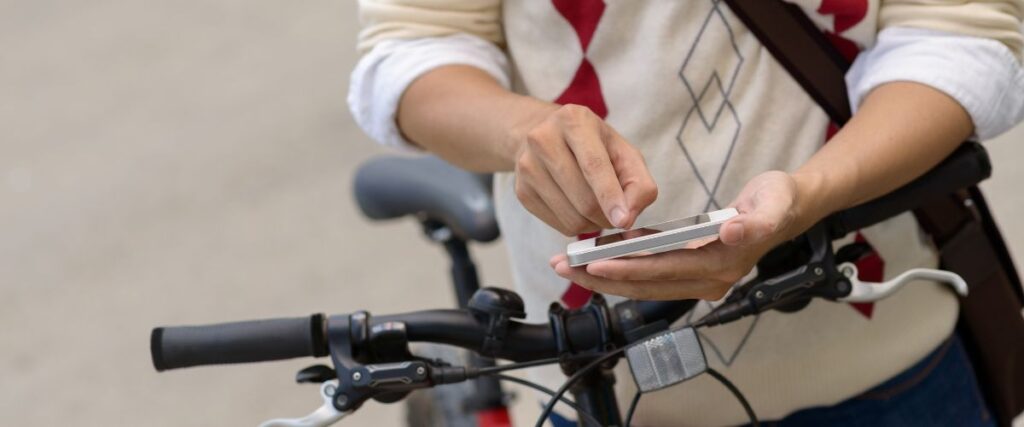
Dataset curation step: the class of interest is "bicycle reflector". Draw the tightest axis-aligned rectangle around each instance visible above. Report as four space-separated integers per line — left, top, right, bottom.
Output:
626 327 707 393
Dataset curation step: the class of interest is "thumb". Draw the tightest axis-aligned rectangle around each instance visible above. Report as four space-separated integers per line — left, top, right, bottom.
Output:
719 214 777 246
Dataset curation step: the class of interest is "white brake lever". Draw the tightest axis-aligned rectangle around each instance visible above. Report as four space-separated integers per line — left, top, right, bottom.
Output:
836 262 968 303
259 380 350 427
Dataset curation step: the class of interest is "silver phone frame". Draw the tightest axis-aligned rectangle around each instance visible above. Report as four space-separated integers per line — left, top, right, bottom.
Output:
566 208 738 267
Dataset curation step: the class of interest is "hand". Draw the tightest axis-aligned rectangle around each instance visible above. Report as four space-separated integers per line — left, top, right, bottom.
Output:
550 171 819 300
513 104 658 235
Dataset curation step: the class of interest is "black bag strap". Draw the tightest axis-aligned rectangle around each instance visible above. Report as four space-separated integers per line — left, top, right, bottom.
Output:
722 0 853 124
721 1 1024 424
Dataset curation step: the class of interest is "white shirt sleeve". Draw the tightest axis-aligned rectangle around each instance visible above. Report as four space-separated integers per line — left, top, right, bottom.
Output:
847 27 1024 141
347 33 512 150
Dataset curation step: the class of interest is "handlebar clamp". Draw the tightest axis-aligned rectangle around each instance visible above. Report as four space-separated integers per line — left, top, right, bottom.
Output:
548 294 617 375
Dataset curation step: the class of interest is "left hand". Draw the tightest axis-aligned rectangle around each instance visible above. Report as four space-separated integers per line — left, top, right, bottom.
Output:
550 171 819 301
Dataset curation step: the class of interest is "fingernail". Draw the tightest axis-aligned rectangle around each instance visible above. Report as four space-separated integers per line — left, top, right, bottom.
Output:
610 207 628 228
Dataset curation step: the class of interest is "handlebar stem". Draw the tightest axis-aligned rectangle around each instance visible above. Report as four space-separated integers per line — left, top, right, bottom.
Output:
549 294 618 375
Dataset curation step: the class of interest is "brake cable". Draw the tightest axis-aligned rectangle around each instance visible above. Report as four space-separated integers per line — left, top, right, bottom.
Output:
429 354 605 427
706 368 759 427
536 324 760 427
491 374 603 427
624 391 642 427
535 348 627 427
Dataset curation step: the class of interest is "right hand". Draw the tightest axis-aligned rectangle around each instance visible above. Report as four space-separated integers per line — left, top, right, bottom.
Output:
512 104 658 236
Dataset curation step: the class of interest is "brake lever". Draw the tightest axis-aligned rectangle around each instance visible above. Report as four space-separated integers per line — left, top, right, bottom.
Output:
835 262 968 303
259 380 350 427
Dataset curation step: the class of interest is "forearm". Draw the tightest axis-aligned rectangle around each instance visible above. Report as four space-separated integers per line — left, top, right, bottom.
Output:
792 81 974 228
397 65 557 172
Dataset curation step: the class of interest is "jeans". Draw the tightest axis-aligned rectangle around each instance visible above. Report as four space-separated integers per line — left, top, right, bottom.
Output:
763 334 994 427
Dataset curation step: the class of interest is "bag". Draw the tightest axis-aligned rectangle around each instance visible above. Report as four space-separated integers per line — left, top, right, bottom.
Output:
721 1 1024 424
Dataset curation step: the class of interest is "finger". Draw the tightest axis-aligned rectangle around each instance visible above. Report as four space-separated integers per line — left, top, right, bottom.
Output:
549 253 567 269
554 260 725 300
529 161 603 235
532 137 613 229
557 106 630 228
605 128 657 227
515 176 572 234
584 241 732 282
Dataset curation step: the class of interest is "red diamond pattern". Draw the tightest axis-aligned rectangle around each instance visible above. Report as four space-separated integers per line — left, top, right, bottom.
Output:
551 0 607 309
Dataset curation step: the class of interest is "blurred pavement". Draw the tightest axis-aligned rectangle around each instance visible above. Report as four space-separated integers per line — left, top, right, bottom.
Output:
1 2 1022 426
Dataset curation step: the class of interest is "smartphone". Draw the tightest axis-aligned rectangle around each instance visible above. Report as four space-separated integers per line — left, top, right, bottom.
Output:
566 208 738 267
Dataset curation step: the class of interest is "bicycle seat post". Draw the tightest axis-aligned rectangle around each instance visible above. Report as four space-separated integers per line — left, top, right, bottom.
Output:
420 219 481 309
420 219 508 418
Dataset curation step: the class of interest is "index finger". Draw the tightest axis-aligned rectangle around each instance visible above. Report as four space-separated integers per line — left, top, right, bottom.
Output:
604 128 658 226
560 113 629 228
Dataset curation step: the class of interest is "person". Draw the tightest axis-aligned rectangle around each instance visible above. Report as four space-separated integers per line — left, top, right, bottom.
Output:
348 1 1024 425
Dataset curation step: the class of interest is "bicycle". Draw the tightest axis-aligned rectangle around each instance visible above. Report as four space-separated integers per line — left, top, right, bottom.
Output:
150 143 990 426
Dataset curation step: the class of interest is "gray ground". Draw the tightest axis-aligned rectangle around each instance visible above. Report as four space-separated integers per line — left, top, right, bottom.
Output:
1 2 1022 426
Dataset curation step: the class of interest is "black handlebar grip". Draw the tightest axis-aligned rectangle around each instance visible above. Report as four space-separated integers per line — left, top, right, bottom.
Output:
826 142 991 239
151 314 327 371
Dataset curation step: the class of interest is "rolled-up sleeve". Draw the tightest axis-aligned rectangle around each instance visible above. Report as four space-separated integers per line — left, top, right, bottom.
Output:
847 27 1024 140
347 34 511 149
348 0 511 149
847 0 1024 140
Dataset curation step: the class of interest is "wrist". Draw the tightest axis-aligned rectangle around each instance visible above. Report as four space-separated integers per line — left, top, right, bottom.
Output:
789 171 834 234
503 97 559 162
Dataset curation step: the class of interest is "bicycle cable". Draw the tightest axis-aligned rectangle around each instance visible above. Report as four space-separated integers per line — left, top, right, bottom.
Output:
534 347 626 427
472 356 583 377
491 374 602 427
624 390 641 427
707 367 759 426
621 369 756 427
531 320 760 427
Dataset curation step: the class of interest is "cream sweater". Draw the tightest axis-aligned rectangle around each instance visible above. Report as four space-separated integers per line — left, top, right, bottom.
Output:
350 1 1024 425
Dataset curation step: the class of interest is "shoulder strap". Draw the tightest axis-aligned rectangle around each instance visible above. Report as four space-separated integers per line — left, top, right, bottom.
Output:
722 0 852 125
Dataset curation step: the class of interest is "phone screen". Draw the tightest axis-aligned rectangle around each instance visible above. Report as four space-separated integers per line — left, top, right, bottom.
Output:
594 213 712 246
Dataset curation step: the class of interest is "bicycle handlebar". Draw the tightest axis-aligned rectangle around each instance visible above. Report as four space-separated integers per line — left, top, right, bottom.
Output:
826 142 989 238
151 300 688 370
371 310 559 360
151 142 990 371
